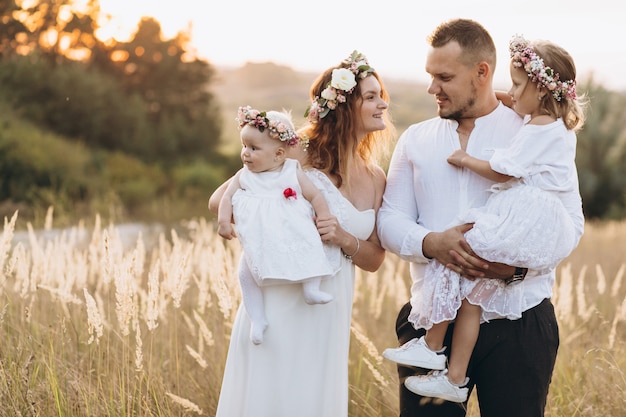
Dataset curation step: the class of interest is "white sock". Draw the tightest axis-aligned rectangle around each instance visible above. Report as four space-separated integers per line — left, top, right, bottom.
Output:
238 256 269 344
249 321 269 345
302 278 333 305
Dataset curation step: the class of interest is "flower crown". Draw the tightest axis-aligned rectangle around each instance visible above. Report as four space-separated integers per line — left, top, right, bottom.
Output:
305 50 375 123
509 35 577 102
236 105 304 147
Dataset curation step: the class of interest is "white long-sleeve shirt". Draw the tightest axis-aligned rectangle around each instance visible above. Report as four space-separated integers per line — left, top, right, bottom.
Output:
377 103 584 314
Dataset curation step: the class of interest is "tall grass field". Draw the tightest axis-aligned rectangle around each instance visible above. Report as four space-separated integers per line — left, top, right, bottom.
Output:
0 209 624 416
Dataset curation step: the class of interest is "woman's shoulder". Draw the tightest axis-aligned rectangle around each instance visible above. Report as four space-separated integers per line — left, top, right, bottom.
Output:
303 167 332 187
371 164 386 189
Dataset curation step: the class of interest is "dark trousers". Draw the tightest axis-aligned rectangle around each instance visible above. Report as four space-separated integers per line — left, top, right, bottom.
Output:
395 298 559 417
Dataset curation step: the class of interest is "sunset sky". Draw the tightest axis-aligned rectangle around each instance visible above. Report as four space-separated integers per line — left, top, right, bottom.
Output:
98 0 624 91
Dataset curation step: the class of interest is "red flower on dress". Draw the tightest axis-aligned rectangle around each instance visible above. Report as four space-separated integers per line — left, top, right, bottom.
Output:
283 188 297 200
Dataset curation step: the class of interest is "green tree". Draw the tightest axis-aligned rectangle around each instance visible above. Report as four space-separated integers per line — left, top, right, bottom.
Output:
96 17 221 163
0 0 101 63
576 81 626 219
1 5 222 166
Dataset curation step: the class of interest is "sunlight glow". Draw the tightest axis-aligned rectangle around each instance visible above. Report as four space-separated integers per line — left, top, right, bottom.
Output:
97 0 624 90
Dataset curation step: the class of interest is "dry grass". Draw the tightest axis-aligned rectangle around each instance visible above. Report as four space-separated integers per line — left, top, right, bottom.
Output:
0 210 624 416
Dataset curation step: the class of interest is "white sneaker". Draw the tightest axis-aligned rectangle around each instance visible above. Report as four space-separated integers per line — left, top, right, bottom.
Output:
404 369 469 403
382 336 446 369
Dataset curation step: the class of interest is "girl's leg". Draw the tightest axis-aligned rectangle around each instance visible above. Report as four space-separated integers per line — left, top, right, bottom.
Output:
302 277 333 304
402 303 477 403
447 299 481 384
424 321 450 352
238 256 268 344
394 303 465 416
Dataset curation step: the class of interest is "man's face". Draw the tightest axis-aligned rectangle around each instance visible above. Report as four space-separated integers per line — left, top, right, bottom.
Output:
425 41 478 120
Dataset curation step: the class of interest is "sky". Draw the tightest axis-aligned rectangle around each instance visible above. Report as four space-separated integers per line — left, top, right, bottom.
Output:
98 0 625 92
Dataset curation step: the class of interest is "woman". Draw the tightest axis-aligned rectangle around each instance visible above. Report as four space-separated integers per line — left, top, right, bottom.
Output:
208 50 393 417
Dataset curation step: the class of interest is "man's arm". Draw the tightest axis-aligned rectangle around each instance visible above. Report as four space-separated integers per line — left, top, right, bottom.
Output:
377 133 431 263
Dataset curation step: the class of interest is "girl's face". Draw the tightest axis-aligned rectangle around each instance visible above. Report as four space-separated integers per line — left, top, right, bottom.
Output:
355 75 388 139
508 61 542 118
239 126 285 173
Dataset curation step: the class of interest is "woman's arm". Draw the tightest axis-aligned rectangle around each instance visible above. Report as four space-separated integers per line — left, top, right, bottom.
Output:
317 166 386 273
353 165 387 272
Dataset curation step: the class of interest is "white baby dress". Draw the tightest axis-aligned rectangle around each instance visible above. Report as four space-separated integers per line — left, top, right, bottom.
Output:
232 158 341 284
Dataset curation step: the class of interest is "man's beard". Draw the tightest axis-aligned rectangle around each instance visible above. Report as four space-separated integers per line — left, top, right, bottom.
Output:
439 85 477 121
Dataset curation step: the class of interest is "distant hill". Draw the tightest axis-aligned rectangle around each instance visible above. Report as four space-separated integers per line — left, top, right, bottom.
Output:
211 62 437 155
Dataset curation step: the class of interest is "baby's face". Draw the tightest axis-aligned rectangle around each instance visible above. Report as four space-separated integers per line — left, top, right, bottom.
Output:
240 126 284 173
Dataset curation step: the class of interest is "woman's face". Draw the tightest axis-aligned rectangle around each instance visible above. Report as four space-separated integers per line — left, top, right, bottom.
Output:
355 75 388 138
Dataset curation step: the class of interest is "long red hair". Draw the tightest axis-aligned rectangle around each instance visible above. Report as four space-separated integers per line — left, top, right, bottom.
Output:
300 66 392 187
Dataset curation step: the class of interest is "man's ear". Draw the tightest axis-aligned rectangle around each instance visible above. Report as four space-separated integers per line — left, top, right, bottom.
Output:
476 61 491 84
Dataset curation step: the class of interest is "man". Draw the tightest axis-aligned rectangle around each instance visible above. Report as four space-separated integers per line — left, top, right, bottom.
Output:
377 19 584 417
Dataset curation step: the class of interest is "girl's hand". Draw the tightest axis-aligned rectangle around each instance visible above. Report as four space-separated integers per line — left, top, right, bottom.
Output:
447 149 468 167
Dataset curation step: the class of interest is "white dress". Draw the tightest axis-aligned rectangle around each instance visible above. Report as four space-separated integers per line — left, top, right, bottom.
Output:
215 169 375 417
232 158 340 284
410 119 579 327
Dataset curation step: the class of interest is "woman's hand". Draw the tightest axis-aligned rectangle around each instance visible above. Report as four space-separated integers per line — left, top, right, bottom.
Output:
314 214 347 247
315 213 385 272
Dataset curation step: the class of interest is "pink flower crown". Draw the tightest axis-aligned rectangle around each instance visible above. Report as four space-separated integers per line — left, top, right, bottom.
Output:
305 50 375 123
236 106 305 147
509 35 577 102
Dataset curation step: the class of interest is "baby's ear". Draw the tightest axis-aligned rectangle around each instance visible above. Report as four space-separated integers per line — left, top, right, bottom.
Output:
275 147 286 159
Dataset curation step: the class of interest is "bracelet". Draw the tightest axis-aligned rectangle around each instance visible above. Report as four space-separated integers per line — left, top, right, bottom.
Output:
342 235 360 261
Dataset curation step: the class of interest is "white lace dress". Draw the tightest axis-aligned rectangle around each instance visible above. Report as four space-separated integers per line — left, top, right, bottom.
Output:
232 158 341 284
410 119 579 326
215 169 375 417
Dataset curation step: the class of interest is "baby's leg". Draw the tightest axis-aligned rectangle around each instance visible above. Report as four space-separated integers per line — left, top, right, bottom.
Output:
302 277 333 305
238 257 268 344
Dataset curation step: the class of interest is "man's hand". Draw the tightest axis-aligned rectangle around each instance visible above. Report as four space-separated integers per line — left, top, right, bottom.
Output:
423 223 515 280
448 250 516 280
423 224 485 272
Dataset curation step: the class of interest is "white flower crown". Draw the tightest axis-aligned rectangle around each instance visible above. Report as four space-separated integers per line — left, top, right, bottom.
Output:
236 106 305 147
305 50 375 123
509 35 577 102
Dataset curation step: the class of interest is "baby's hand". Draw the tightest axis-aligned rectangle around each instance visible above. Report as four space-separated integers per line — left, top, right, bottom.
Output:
447 149 468 167
217 222 237 240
